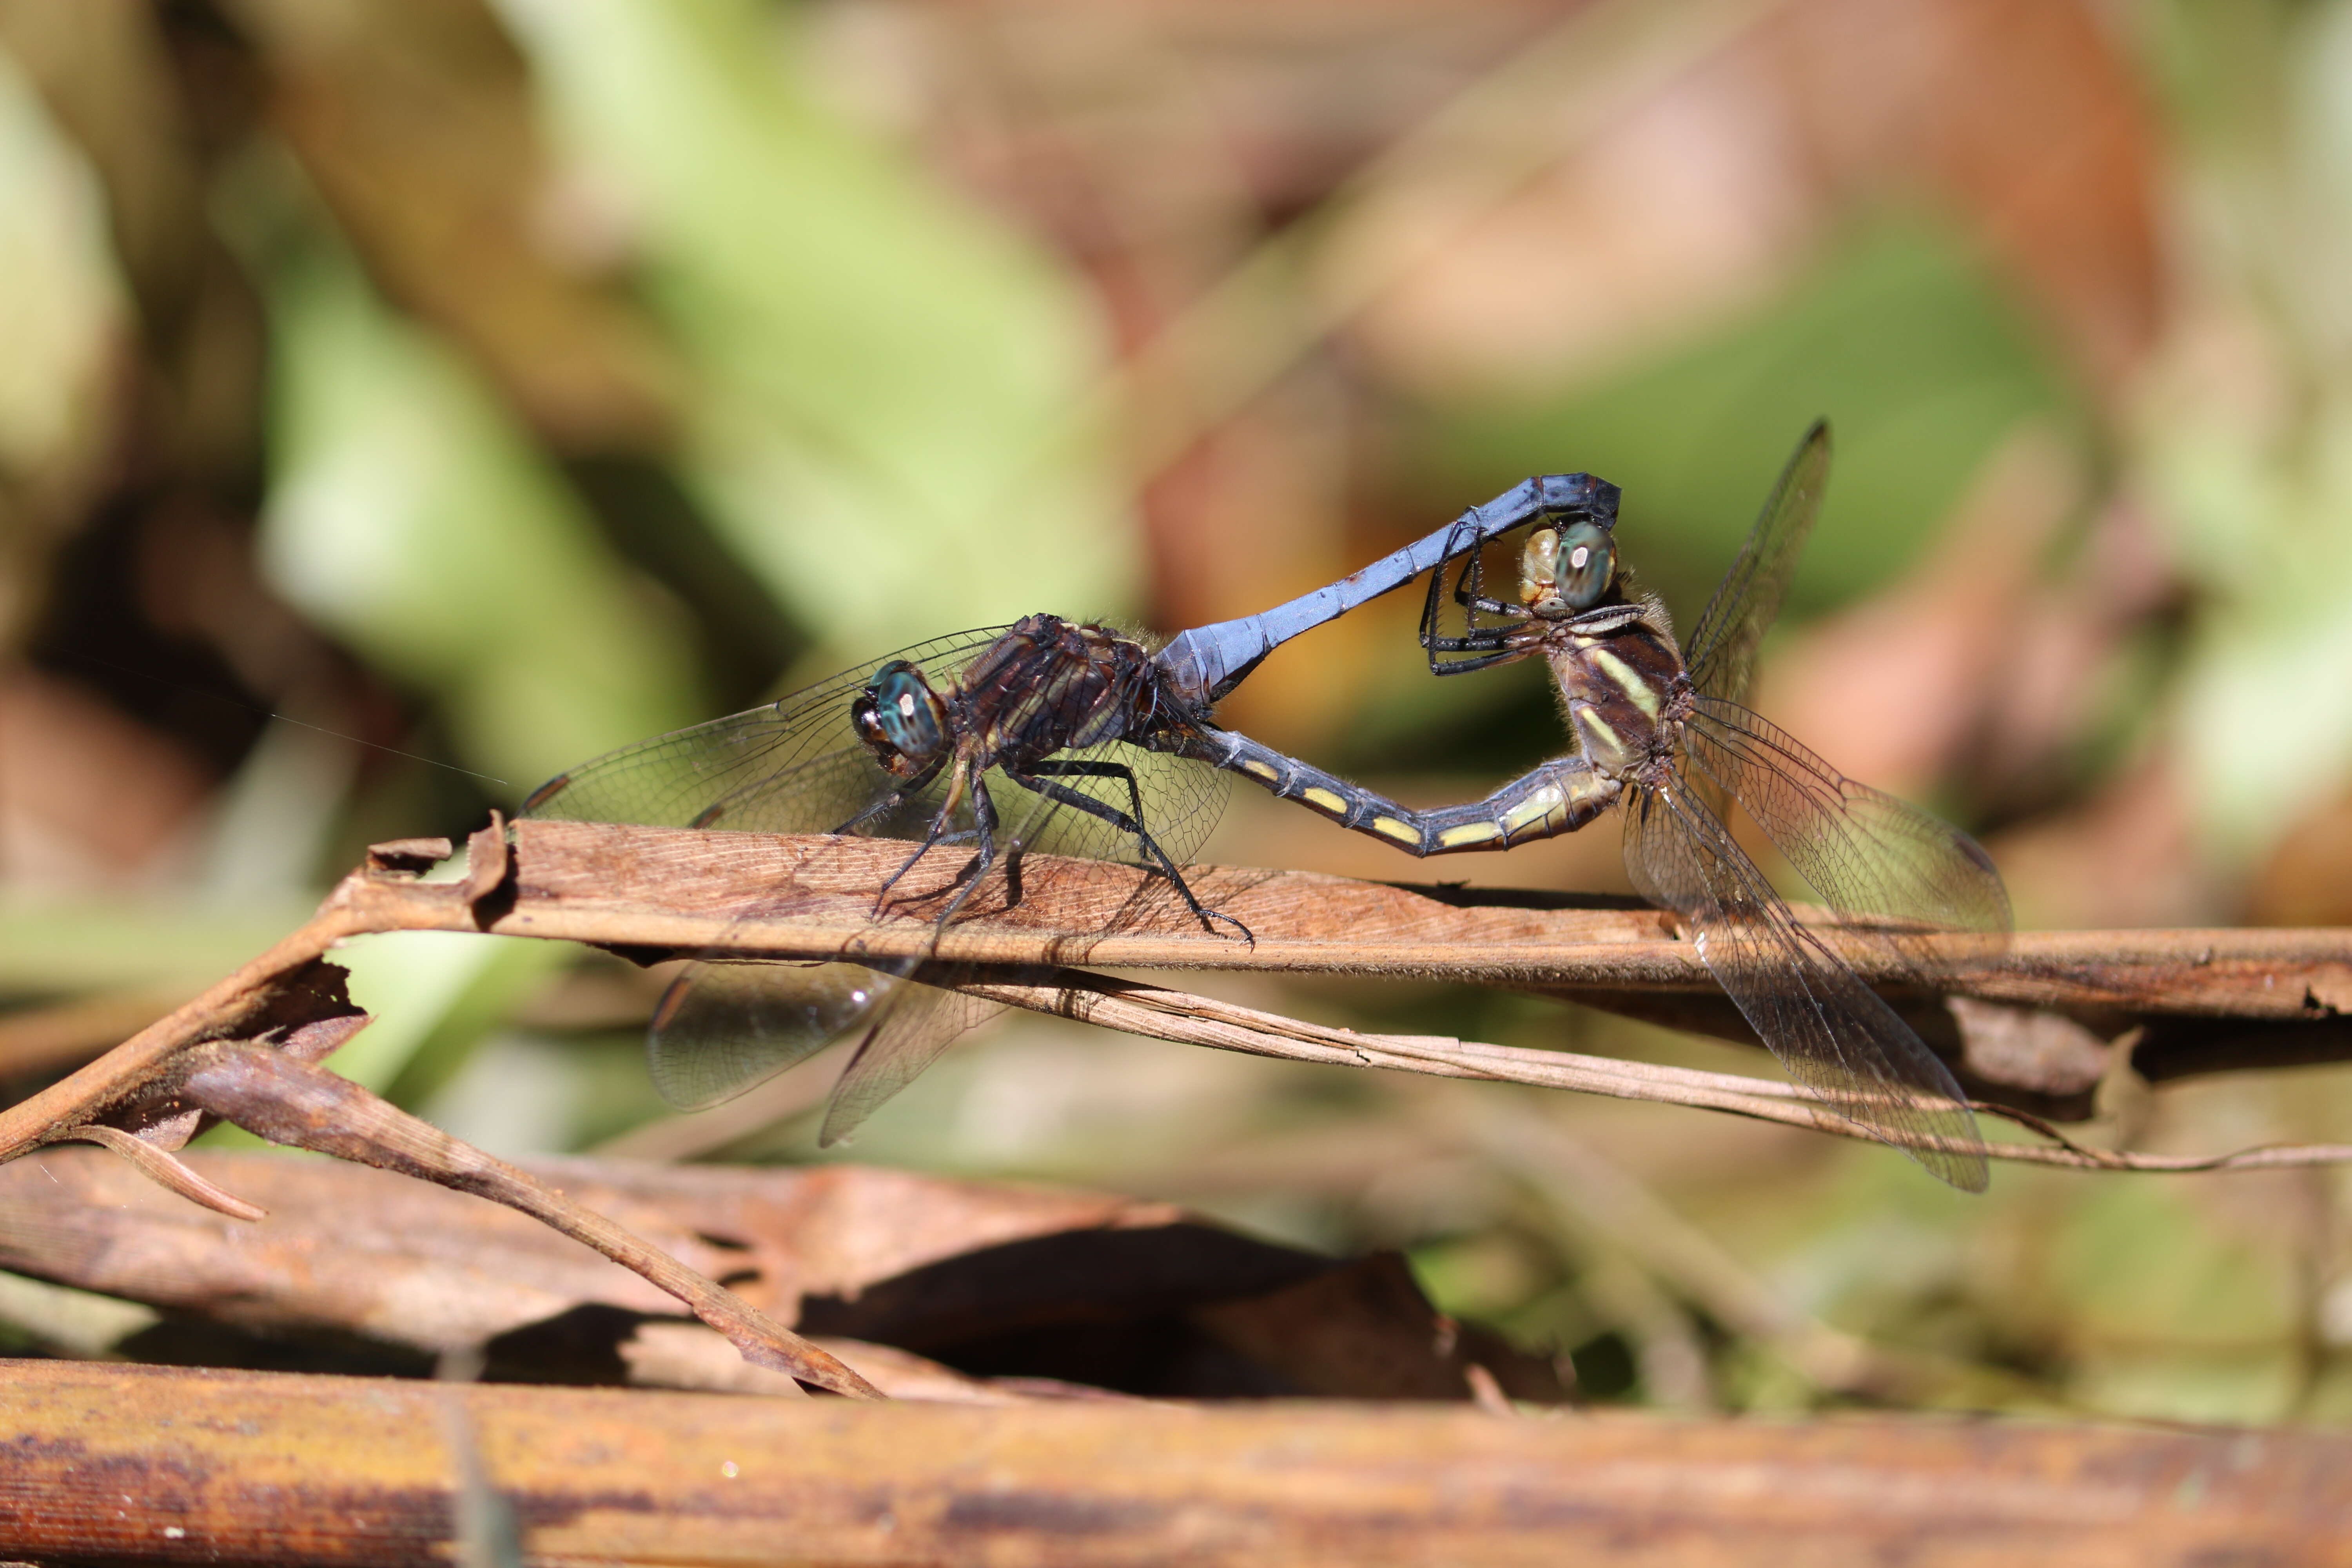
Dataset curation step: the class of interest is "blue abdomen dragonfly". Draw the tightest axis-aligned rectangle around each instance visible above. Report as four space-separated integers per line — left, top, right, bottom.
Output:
527 429 2007 1189
522 475 1622 1145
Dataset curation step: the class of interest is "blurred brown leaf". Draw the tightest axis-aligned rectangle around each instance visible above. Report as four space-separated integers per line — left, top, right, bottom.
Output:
0 665 212 884
2248 786 2352 928
226 0 682 448
1988 751 2220 930
0 1146 1566 1403
1352 0 2163 401
1774 0 2164 395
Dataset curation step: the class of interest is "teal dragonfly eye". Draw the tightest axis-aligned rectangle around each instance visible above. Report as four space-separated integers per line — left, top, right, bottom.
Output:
1521 519 1616 618
851 660 951 779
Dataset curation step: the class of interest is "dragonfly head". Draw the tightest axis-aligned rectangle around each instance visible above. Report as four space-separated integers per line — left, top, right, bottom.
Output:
1520 518 1618 619
852 660 953 780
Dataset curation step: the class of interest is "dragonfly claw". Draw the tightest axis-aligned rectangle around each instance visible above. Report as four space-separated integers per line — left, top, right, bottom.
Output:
1202 905 1256 948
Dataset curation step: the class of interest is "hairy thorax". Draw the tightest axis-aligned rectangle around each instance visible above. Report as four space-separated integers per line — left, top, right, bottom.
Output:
953 614 1152 767
1543 600 1692 786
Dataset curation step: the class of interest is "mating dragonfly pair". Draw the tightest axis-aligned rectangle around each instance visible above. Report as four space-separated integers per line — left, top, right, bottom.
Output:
524 425 2007 1191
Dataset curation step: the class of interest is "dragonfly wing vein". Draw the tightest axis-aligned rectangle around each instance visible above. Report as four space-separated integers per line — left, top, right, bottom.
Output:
1683 423 1831 708
1682 699 2012 972
523 628 1018 829
521 622 1246 1131
817 968 1010 1146
1622 782 1990 1192
646 959 895 1112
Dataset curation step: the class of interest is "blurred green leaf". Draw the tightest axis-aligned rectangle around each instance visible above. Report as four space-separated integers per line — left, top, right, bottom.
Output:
2134 0 2352 869
2067 1348 2303 1425
0 896 308 996
2154 400 2352 866
492 0 1133 651
0 39 126 642
2053 1177 2296 1344
0 1269 158 1358
258 248 705 795
222 931 554 1111
198 927 567 1152
1409 1232 1553 1325
0 43 120 483
332 930 568 1102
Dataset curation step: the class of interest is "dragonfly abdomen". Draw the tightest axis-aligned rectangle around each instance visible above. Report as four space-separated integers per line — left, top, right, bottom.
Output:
1189 726 1618 857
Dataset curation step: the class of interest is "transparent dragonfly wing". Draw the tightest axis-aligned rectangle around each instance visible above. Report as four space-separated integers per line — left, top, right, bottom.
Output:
1682 696 2011 978
523 624 1232 1125
1621 780 1990 1192
520 627 1018 832
1682 423 1831 709
646 959 898 1112
797 740 1230 1140
520 629 1014 1118
815 966 1011 1147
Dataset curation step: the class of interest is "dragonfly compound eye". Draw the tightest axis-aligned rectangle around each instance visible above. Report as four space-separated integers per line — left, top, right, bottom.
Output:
1521 519 1617 617
852 660 951 778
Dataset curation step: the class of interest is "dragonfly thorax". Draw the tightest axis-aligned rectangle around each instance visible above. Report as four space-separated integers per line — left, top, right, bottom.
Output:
1551 609 1687 780
953 614 1160 769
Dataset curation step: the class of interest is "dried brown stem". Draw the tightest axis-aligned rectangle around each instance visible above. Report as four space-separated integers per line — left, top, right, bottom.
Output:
947 969 2352 1173
6 1360 2347 1564
0 822 878 1398
464 824 2352 1024
47 1125 267 1222
5 818 2349 1205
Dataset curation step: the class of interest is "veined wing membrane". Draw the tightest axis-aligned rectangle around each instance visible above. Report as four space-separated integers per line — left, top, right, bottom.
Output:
647 960 894 1112
645 957 1010 1144
794 741 1228 1144
523 628 1016 830
524 626 1235 1142
818 968 1009 1147
1682 697 2010 976
1621 782 1989 1192
1682 423 1830 708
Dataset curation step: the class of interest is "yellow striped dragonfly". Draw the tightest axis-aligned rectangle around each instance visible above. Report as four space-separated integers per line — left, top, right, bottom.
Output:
1391 423 2008 1190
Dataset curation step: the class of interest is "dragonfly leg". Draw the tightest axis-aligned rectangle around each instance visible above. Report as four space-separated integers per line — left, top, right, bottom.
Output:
1429 646 1537 674
873 784 983 918
1450 561 1523 621
1011 762 1252 943
1421 554 1537 671
906 775 1005 931
1423 624 1524 649
833 793 907 835
1421 543 1527 639
830 750 952 838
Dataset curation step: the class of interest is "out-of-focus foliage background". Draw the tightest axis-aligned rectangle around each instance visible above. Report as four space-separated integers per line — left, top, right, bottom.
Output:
4 0 2352 1422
